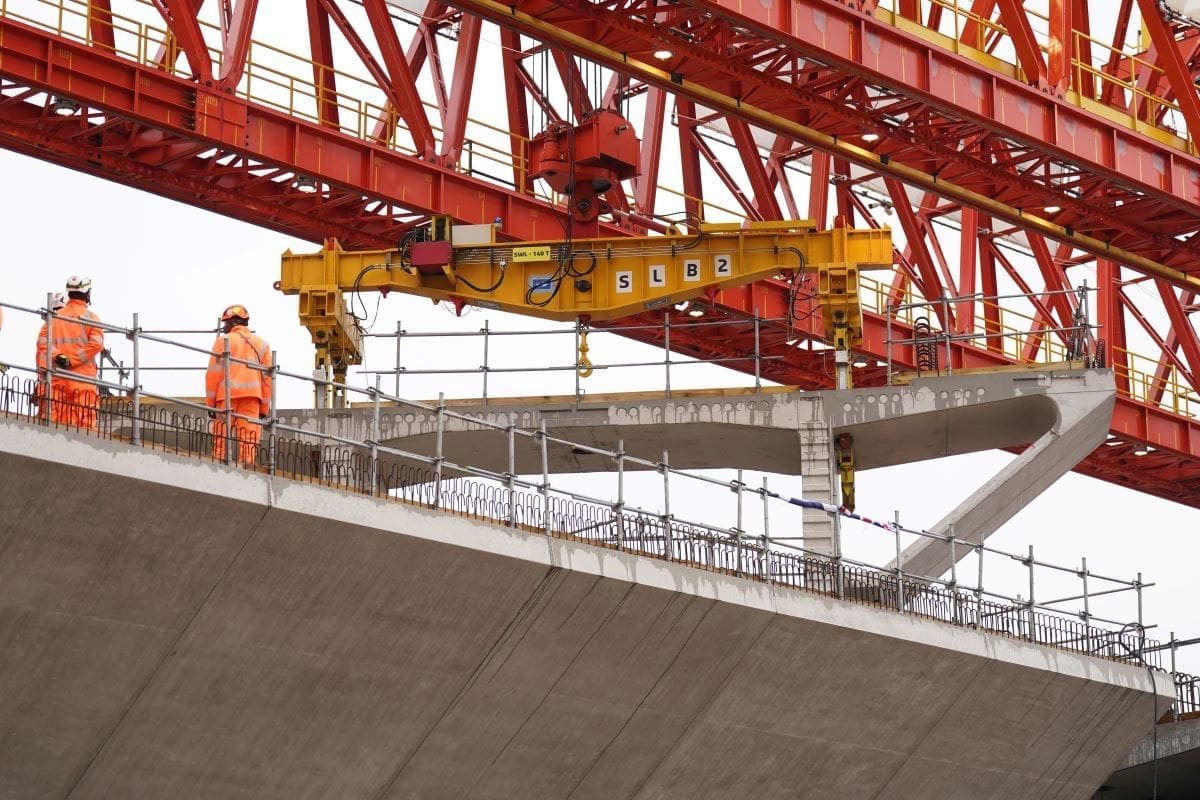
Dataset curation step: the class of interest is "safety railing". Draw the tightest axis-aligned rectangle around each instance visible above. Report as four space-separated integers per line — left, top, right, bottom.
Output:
876 0 1194 152
869 278 1200 427
346 277 1195 446
0 0 529 192
362 314 794 402
1139 634 1200 719
1173 673 1200 718
7 0 1191 159
0 297 1177 676
355 283 1102 403
0 0 839 229
872 282 1100 380
1108 345 1200 421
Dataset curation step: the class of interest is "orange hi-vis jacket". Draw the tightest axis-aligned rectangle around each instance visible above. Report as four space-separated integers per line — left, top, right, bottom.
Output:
206 325 273 416
36 299 104 377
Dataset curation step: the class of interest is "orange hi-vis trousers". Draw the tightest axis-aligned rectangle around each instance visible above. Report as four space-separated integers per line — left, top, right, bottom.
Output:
37 381 99 430
211 397 262 464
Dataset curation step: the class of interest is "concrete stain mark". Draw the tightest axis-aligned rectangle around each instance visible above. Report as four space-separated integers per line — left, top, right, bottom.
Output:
1035 684 1124 795
473 568 603 680
626 591 706 661
61 504 271 800
1034 681 1151 796
477 566 571 671
366 561 554 792
553 573 610 634
452 565 566 685
623 609 777 800
467 580 642 791
369 568 615 800
563 596 722 800
865 654 993 800
586 588 707 671
1121 700 1197 768
1019 668 1103 739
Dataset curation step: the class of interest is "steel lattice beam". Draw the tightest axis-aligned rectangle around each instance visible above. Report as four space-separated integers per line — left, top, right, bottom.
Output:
0 15 640 246
2 2 1200 508
445 0 1200 293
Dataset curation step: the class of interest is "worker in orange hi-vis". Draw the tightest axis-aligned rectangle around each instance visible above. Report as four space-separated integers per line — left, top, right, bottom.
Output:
206 304 273 465
36 278 104 429
31 292 67 418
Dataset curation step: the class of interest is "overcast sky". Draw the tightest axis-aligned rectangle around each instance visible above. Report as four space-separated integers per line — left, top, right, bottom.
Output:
2 141 1197 673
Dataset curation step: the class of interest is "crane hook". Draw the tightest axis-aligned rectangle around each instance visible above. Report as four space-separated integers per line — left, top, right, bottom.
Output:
577 329 593 378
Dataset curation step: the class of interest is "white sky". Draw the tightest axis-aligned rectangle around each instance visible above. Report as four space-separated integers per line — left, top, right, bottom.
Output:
0 0 1195 675
0 149 1197 673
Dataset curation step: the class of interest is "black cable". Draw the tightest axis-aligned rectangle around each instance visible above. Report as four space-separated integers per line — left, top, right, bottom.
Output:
785 263 821 334
350 263 382 323
653 209 702 236
528 279 564 307
785 246 808 272
456 264 507 294
563 248 597 277
524 204 701 308
522 240 589 308
362 294 383 333
396 228 423 264
1150 667 1160 800
401 220 512 296
564 121 576 246
525 257 567 307
1096 623 1161 800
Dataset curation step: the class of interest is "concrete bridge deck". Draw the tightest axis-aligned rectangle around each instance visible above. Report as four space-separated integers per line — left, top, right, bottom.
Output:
0 414 1166 799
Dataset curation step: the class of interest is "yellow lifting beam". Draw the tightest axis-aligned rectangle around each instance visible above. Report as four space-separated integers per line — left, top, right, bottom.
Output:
277 219 894 385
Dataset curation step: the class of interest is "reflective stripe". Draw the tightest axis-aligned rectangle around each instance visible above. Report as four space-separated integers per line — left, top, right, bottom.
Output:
43 301 103 378
205 326 272 408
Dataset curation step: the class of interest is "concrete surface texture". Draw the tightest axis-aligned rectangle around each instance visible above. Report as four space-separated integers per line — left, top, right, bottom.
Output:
0 414 1164 800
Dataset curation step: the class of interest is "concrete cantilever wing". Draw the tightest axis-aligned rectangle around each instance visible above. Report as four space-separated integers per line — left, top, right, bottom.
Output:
823 368 1116 580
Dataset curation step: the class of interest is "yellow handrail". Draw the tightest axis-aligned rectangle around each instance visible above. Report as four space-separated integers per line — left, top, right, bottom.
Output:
860 273 1200 420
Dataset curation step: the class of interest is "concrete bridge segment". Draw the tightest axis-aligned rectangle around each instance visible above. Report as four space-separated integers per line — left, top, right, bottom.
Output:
1103 714 1200 797
280 368 1115 577
0 413 1165 799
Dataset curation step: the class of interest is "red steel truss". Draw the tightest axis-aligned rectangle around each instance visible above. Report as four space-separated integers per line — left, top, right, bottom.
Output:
0 0 1199 506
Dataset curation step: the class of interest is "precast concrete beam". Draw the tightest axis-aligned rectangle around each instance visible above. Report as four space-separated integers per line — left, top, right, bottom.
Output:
278 388 825 475
276 369 1113 478
151 368 1116 571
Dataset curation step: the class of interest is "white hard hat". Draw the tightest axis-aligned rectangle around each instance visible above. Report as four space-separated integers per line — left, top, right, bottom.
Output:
51 292 67 311
65 275 92 292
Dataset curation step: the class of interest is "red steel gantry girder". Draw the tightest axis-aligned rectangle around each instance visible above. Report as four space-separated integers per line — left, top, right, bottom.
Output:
1 0 1200 506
